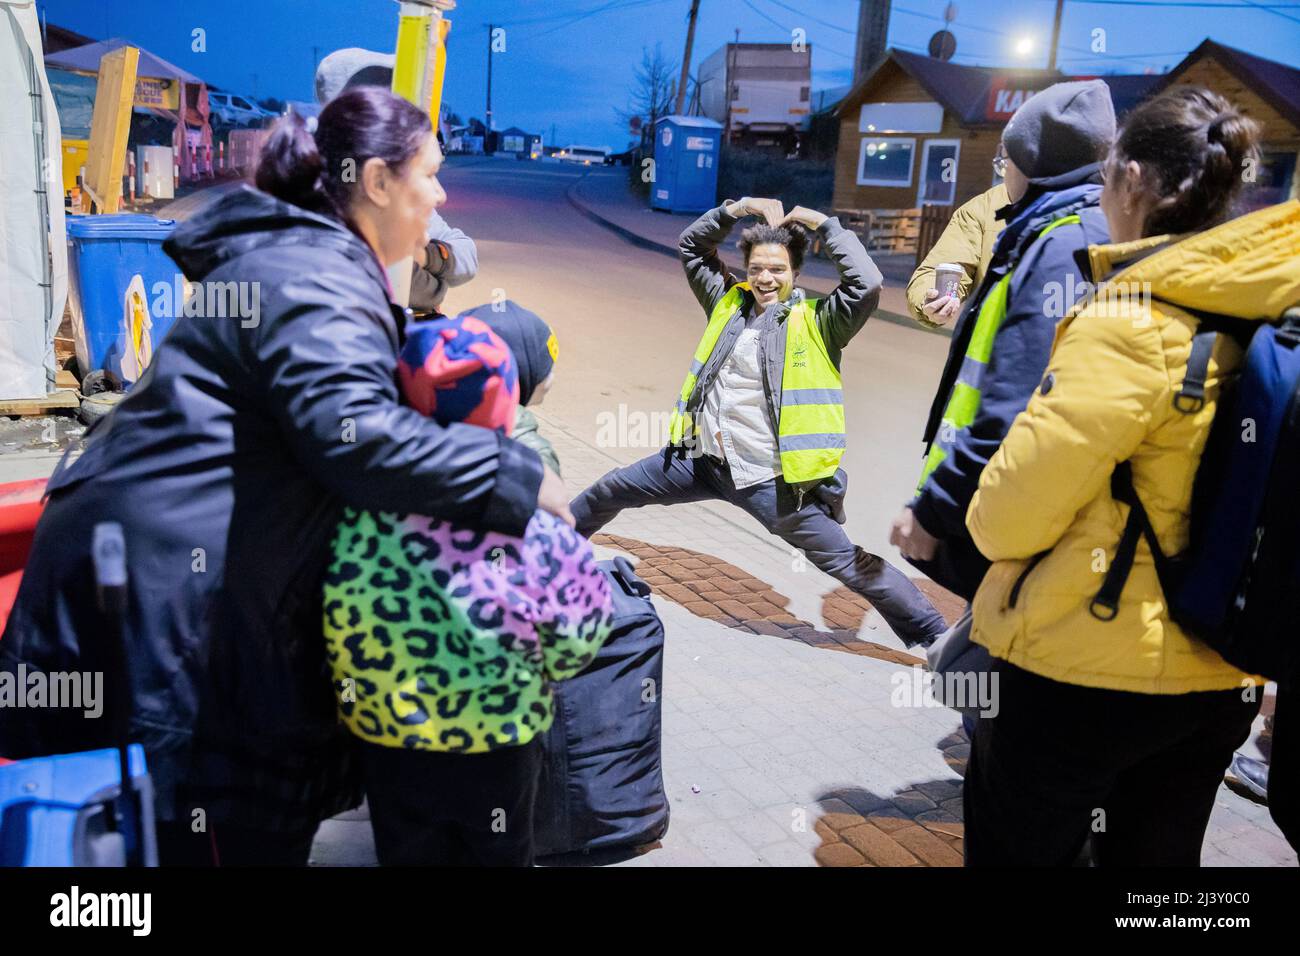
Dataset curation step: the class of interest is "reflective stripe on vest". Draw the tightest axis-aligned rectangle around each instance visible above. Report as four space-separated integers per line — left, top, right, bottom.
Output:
778 301 844 482
917 213 1082 491
668 285 845 483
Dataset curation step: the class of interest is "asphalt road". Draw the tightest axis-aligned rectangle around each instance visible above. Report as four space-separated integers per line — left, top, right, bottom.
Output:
436 158 952 560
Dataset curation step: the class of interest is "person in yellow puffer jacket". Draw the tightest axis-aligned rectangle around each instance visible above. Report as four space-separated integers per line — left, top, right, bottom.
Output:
961 86 1300 866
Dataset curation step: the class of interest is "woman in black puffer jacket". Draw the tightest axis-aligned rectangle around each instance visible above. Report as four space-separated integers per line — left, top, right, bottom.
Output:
0 87 571 865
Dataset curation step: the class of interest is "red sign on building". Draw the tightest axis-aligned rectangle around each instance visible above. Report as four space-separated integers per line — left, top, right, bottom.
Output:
985 74 1100 121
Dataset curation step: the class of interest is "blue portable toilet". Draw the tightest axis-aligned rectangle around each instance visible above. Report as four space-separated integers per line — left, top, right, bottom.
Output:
65 214 179 386
651 115 723 214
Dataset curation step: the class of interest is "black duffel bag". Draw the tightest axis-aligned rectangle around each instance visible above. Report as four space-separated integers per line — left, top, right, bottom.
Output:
534 557 669 858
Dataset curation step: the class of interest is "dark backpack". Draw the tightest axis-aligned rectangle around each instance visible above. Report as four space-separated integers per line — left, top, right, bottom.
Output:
1090 305 1300 687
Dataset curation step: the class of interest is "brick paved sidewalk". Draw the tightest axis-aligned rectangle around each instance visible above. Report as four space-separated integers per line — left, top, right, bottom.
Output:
310 409 1296 868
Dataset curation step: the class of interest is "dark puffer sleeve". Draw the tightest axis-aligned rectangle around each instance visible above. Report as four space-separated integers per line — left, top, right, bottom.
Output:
257 265 543 535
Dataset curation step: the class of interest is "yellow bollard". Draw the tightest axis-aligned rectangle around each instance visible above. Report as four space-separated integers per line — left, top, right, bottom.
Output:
391 0 454 116
389 1 455 307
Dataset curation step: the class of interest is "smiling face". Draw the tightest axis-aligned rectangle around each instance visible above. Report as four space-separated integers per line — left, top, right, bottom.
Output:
746 242 796 309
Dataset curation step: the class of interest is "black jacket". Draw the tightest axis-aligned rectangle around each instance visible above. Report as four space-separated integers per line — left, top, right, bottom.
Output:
0 186 543 831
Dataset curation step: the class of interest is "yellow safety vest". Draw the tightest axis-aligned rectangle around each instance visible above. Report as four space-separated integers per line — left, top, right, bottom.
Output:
918 213 1081 490
668 284 845 483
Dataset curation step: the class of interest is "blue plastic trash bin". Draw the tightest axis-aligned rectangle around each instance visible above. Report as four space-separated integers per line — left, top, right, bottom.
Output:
66 214 179 386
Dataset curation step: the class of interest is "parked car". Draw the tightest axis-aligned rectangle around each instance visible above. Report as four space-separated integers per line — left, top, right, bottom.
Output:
208 92 274 128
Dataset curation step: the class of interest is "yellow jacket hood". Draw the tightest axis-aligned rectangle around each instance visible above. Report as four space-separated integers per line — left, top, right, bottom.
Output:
1089 199 1300 321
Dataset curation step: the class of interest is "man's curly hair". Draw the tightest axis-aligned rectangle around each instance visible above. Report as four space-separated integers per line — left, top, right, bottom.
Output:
738 223 808 272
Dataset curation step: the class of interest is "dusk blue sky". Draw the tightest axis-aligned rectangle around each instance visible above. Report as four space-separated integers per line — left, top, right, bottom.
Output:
36 0 1300 147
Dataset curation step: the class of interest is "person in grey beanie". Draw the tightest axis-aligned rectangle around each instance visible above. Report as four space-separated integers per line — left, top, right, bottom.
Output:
315 48 478 313
890 80 1115 736
1001 79 1117 180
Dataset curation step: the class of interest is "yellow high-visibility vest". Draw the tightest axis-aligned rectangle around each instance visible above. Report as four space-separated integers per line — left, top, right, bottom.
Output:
668 284 845 483
918 213 1081 490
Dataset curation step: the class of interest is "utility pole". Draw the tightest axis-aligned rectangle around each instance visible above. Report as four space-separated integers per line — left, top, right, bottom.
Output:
675 0 701 116
485 23 494 138
724 28 738 146
854 0 891 81
1047 0 1064 70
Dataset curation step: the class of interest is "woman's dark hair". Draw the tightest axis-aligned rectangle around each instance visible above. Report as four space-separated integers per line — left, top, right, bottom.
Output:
1112 86 1260 236
255 86 431 217
739 223 808 271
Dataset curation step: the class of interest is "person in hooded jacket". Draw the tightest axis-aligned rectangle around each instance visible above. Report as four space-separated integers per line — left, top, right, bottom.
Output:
963 87 1300 865
0 87 571 865
470 301 562 475
890 80 1115 603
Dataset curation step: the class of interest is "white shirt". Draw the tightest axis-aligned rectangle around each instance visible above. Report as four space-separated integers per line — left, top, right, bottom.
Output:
696 328 783 489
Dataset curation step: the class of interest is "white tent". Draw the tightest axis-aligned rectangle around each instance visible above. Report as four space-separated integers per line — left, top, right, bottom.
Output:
0 0 66 399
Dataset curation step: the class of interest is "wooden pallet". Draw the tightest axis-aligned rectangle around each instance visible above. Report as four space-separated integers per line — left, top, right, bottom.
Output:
833 207 922 254
0 389 81 418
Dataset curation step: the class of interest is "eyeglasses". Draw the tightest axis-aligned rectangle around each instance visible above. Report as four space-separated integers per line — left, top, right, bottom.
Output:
992 143 1008 179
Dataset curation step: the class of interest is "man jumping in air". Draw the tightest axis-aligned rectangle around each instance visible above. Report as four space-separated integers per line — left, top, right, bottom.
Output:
570 197 946 648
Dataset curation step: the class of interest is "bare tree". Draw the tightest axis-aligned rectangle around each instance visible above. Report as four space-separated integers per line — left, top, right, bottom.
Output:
617 43 678 136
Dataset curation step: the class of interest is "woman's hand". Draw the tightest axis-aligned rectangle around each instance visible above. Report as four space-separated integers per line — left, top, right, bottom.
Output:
537 465 575 528
889 507 938 562
921 288 962 325
781 206 829 231
726 197 785 227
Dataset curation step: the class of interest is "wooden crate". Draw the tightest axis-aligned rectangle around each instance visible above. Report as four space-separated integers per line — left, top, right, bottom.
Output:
833 207 922 254
867 208 920 253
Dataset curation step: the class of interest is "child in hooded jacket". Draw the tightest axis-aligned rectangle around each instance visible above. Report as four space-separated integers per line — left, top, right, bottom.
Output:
323 312 614 866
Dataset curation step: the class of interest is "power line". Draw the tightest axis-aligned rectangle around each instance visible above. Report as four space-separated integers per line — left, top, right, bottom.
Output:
762 0 860 35
744 0 857 59
742 0 794 36
1237 0 1300 24
489 0 655 27
893 4 1194 70
498 0 675 36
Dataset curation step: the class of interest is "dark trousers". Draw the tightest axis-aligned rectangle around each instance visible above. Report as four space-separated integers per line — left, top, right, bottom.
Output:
571 449 946 647
156 820 317 866
361 739 542 866
1269 685 1300 851
964 660 1260 866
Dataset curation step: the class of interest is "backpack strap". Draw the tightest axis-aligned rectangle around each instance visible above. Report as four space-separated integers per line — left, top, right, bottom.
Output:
1089 461 1182 622
1090 462 1145 620
1174 331 1217 413
1158 300 1254 413
1089 303 1290 622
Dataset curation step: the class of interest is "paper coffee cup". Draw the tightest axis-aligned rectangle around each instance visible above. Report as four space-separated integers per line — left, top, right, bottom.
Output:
933 263 963 300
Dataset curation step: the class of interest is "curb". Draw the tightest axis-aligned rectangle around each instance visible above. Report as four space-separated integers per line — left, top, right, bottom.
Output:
565 174 949 337
565 176 681 259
